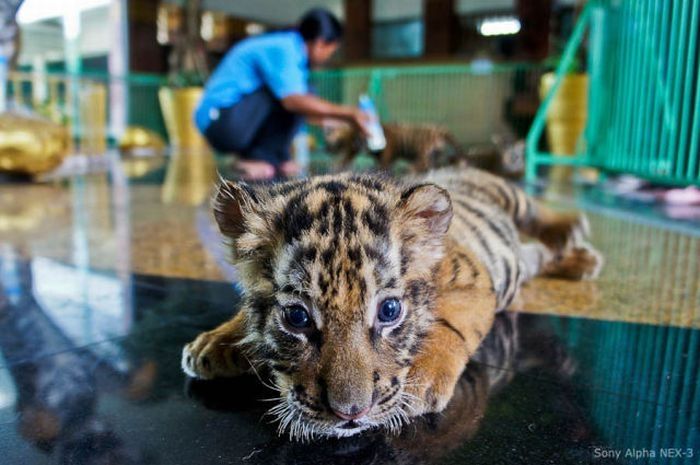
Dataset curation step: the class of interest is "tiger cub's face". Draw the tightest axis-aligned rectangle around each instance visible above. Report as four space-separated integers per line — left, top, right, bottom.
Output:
214 174 453 440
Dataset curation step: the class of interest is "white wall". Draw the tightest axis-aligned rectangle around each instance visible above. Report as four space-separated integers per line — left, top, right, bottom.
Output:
80 6 112 57
18 5 112 66
17 21 64 64
373 0 421 22
457 0 515 15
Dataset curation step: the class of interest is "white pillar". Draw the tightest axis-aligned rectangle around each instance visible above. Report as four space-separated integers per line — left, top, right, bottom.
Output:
108 0 128 140
63 0 82 143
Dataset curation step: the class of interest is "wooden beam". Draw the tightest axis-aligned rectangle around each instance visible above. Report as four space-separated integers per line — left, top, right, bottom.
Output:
128 0 168 73
343 0 372 61
424 0 458 57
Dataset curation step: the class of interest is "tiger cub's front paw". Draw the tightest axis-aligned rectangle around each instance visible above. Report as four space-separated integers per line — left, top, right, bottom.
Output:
405 350 465 416
181 330 250 380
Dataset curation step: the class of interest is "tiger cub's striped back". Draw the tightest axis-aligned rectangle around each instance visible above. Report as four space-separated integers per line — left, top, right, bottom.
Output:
424 167 598 311
425 168 532 310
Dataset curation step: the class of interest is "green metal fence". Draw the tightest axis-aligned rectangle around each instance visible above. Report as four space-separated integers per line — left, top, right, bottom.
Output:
550 317 700 459
527 0 700 186
311 63 544 147
121 73 168 140
6 71 167 143
545 211 700 456
7 65 543 153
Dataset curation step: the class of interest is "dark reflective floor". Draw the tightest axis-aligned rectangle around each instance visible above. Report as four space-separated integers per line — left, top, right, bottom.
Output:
0 163 698 464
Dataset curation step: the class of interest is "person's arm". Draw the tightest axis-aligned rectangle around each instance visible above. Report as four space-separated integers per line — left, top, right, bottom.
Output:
257 40 369 133
281 94 369 134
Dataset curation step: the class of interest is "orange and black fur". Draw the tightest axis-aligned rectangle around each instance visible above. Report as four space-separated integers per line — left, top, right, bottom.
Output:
181 167 602 440
325 122 463 172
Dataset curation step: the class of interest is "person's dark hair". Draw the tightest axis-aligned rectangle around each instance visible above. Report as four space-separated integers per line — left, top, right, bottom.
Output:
298 8 343 43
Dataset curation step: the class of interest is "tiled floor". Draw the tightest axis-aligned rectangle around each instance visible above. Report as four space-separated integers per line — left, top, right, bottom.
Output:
0 162 698 464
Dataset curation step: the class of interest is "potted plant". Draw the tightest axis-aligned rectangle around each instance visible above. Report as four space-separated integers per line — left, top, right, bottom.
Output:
539 5 589 182
158 0 216 204
158 0 209 151
539 56 587 159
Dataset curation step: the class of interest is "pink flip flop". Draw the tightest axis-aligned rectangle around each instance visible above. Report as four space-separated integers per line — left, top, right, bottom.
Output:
663 186 700 206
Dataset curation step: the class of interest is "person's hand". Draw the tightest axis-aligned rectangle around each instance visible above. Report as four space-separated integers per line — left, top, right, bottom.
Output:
350 108 371 137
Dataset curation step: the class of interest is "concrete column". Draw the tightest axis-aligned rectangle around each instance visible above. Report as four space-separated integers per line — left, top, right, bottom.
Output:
108 0 128 139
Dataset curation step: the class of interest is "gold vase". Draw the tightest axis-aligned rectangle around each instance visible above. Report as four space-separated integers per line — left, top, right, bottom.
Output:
158 87 210 151
119 126 166 155
118 126 167 178
539 72 589 183
160 147 217 205
158 87 216 205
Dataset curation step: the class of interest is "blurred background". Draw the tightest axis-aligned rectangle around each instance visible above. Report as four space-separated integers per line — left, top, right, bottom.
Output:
1 0 587 192
3 0 697 195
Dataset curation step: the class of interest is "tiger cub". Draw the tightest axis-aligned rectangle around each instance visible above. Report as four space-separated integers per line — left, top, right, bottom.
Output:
182 167 602 440
324 122 462 172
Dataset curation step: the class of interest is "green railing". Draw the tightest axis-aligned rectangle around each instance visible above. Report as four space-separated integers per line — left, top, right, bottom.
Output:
120 73 168 140
5 71 167 143
527 0 700 186
8 64 548 157
7 65 543 152
311 63 544 147
550 316 699 460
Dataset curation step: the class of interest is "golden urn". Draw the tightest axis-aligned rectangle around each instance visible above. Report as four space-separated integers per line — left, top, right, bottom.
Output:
0 112 70 175
158 87 216 205
118 126 167 156
158 87 210 151
539 72 589 182
539 72 588 155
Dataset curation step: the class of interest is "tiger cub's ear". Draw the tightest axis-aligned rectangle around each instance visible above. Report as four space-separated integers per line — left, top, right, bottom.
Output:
213 180 259 239
398 184 453 236
397 184 453 270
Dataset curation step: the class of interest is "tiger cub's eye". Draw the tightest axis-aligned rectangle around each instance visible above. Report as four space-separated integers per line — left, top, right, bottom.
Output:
285 305 312 329
377 298 402 323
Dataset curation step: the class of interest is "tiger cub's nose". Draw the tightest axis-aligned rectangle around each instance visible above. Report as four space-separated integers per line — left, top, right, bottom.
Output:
331 403 371 421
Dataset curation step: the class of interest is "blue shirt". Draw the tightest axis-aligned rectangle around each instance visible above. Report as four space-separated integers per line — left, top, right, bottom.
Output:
195 31 309 132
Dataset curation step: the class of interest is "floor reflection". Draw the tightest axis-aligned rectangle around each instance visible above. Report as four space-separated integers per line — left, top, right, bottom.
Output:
0 253 698 463
183 312 621 465
0 255 152 464
1 167 699 463
0 245 238 464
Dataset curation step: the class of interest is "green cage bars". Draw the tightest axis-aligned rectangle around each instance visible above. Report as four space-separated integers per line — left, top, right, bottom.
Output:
311 63 544 146
8 65 544 154
6 71 167 144
527 0 700 186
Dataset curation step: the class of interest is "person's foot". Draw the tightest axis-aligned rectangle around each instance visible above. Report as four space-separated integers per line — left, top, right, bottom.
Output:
235 160 275 180
279 160 301 178
664 186 700 206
